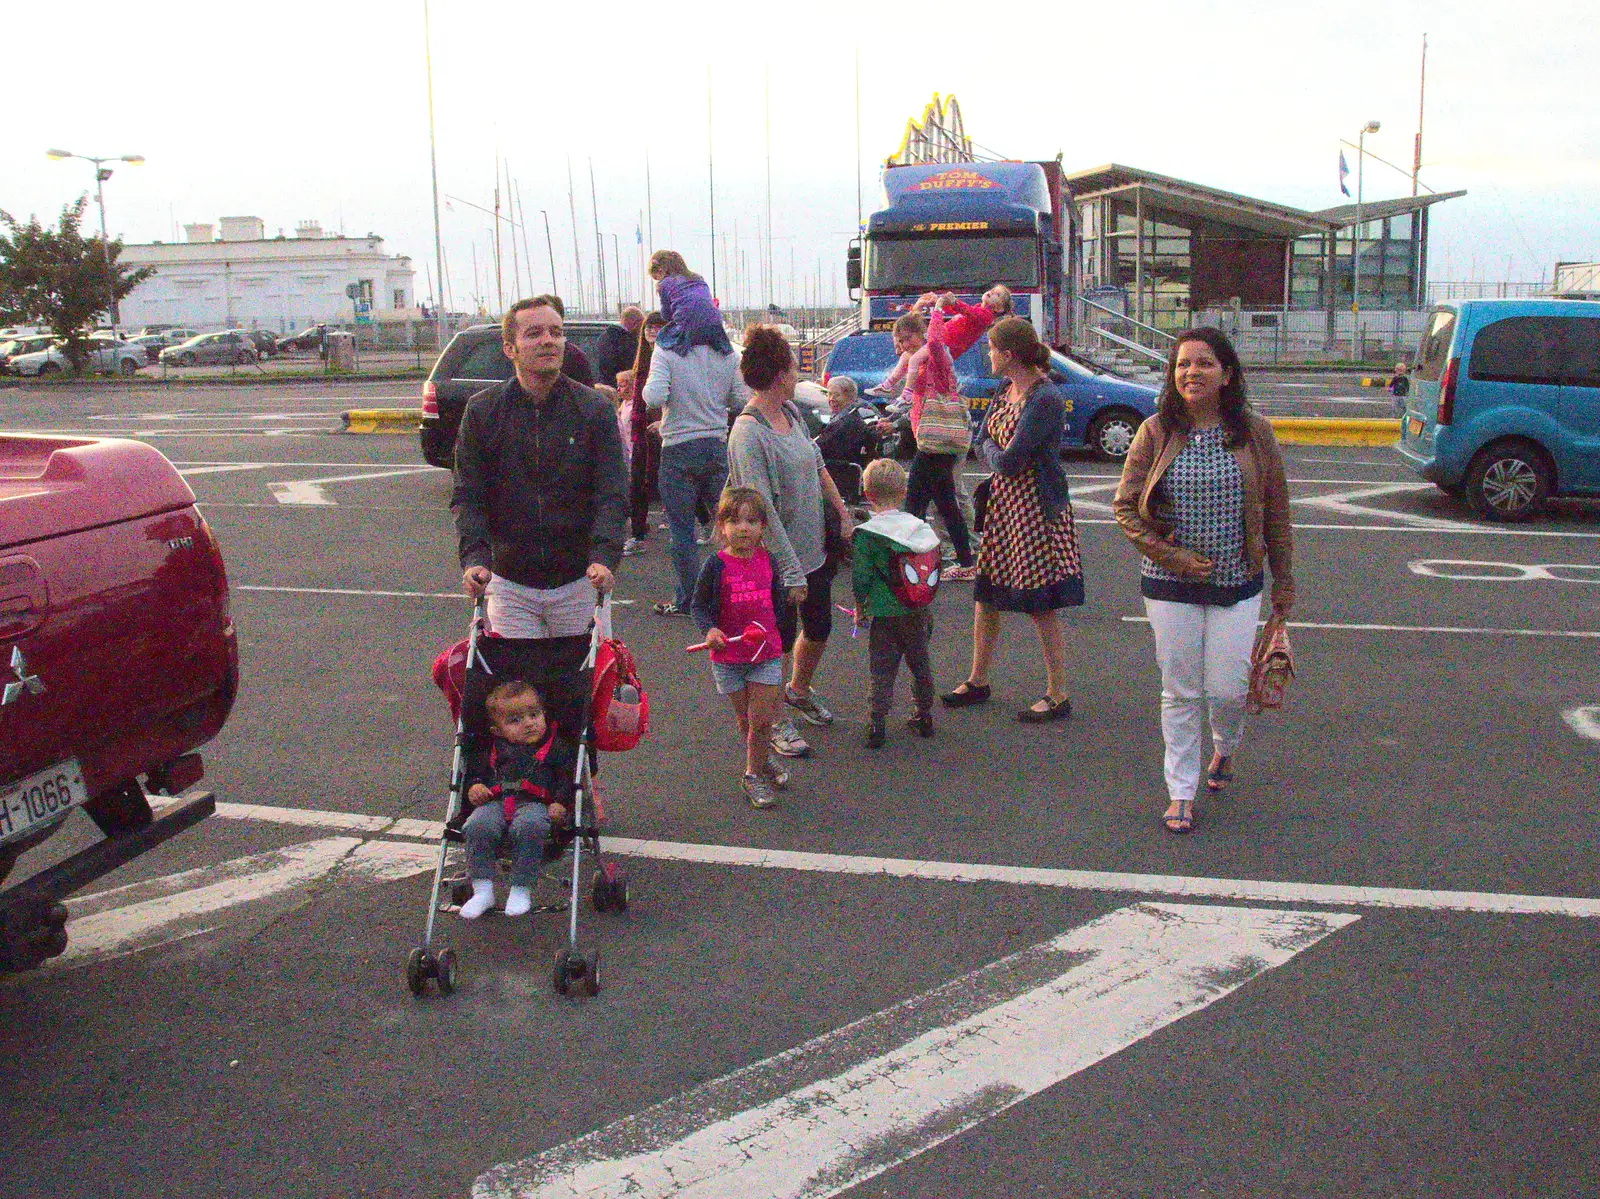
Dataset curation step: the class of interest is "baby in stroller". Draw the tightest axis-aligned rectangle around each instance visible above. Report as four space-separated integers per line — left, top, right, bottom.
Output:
458 680 575 918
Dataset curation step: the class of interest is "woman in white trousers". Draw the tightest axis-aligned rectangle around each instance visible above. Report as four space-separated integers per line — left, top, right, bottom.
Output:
1112 327 1294 834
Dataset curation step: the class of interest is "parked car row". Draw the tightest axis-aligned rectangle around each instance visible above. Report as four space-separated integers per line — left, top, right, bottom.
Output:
1 338 146 378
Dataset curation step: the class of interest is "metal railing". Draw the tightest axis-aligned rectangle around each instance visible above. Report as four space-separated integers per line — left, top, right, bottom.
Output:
1074 294 1174 366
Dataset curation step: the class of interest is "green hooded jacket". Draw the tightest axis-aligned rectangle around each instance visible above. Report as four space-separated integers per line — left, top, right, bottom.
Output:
851 509 940 620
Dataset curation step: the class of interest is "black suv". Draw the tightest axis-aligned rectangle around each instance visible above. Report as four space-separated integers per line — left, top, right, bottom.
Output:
418 320 611 468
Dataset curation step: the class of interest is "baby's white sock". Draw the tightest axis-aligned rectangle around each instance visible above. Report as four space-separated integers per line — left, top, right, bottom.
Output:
460 879 496 919
504 885 533 917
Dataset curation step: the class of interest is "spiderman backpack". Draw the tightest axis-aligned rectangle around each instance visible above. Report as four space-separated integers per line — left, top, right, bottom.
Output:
889 547 941 608
591 635 649 752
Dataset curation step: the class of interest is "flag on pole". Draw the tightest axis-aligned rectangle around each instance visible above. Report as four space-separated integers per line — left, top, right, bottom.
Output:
1338 150 1351 197
635 224 642 245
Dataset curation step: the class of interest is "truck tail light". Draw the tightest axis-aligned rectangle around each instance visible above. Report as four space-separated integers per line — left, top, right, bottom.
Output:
1436 357 1459 426
198 514 231 622
422 380 439 416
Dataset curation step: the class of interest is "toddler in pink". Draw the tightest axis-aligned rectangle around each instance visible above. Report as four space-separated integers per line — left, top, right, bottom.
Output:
689 487 791 809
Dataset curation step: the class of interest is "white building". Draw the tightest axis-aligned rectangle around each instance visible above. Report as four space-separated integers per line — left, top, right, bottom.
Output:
118 216 417 333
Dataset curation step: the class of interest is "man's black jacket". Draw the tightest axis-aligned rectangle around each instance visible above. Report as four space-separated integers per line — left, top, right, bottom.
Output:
815 403 880 467
451 373 627 589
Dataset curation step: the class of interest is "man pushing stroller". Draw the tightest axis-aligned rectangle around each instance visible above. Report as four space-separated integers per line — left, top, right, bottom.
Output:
451 293 628 731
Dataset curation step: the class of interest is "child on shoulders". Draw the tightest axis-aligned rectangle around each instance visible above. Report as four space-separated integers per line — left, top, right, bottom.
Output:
851 459 942 748
691 487 790 810
648 249 733 357
458 681 573 919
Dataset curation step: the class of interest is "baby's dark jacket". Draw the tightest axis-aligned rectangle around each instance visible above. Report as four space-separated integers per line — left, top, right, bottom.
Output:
465 730 576 818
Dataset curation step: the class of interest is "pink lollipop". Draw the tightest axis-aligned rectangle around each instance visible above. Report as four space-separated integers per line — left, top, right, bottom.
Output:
686 620 768 654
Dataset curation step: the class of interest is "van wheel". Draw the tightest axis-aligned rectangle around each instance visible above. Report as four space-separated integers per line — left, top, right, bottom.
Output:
1464 440 1552 522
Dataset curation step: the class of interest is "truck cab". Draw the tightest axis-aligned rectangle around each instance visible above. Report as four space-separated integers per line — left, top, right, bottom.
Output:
849 161 1069 344
0 435 237 970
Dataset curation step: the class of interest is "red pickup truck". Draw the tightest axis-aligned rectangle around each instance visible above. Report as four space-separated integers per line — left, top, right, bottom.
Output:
0 435 237 971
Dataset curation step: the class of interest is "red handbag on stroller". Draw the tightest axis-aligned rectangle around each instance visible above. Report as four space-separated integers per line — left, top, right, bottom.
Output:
591 636 648 752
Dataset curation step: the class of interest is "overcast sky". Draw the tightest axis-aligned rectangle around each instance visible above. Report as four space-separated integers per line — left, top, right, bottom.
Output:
5 0 1595 314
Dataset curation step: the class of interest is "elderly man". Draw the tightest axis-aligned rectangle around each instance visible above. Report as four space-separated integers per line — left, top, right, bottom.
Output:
451 294 627 730
814 376 880 470
594 305 645 388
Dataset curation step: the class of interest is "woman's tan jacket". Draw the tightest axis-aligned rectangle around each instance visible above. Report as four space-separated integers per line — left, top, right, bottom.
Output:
1112 412 1295 610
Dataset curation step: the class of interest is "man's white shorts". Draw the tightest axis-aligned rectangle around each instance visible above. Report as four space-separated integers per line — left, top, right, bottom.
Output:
485 573 597 638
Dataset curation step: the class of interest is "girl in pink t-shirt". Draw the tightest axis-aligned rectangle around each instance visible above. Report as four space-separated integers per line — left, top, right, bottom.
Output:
689 487 791 809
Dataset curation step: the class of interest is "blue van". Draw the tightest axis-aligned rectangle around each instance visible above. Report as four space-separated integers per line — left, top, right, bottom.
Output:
1396 298 1600 520
822 332 1159 461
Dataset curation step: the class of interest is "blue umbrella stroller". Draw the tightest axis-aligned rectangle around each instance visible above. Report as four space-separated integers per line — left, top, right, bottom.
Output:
408 596 641 998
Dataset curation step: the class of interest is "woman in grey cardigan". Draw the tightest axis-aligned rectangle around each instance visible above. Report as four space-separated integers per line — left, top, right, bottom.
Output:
726 326 855 758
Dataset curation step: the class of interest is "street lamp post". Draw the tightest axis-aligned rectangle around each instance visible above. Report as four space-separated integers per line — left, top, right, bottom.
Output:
1351 120 1380 322
47 148 144 330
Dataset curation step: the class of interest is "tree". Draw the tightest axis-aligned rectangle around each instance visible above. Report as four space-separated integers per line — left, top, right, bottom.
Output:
0 197 155 374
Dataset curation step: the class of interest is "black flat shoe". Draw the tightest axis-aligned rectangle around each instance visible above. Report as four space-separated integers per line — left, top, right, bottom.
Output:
1017 696 1071 724
941 682 991 708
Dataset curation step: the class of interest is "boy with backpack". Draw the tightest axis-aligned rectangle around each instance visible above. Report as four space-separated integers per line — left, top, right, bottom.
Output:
851 459 942 748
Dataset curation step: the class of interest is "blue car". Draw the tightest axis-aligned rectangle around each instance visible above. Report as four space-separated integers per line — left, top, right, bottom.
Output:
822 332 1159 461
1396 298 1600 520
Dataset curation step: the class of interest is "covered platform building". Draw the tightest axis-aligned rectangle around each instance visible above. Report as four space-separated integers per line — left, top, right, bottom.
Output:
1065 164 1464 351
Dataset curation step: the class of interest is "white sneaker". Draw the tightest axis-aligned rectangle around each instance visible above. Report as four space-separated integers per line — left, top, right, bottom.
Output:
503 885 533 917
459 880 496 920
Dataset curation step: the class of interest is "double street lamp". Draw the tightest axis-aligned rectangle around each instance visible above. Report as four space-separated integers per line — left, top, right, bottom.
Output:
1351 120 1380 317
46 148 145 329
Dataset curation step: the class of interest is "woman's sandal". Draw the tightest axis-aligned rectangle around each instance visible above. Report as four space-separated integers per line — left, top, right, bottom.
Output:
1017 696 1072 724
941 681 991 708
1206 754 1235 792
1163 800 1194 835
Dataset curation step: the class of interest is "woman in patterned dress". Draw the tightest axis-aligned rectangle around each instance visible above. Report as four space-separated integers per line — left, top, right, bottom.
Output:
1111 327 1294 834
942 317 1083 723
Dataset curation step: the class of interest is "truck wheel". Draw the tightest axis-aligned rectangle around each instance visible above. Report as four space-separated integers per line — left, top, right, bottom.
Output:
119 358 139 377
39 362 62 377
1464 440 1552 522
180 352 197 367
1085 408 1141 461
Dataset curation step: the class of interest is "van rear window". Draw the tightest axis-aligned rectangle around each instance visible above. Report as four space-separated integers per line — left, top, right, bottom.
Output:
1563 319 1600 388
1468 316 1565 385
1413 308 1456 382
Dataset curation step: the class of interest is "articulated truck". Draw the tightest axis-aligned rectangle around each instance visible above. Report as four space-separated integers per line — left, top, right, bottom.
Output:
847 159 1071 345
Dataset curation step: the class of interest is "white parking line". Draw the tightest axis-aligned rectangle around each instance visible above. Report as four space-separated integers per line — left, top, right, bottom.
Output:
196 800 1600 918
233 585 636 605
1561 706 1600 742
270 466 436 506
474 903 1355 1199
1120 615 1600 640
51 837 433 969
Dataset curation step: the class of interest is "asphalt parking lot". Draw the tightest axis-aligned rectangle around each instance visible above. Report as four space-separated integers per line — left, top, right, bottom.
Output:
2 378 1597 1199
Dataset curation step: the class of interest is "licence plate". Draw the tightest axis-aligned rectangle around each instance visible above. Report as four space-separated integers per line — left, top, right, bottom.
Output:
0 760 88 844
1408 416 1425 437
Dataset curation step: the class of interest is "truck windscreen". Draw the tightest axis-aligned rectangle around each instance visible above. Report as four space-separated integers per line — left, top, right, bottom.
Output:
867 235 1039 291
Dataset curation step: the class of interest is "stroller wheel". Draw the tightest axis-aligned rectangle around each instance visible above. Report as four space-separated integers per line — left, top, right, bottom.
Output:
448 880 473 908
553 948 573 995
405 947 430 997
579 948 602 997
609 868 630 913
435 948 458 996
590 870 612 913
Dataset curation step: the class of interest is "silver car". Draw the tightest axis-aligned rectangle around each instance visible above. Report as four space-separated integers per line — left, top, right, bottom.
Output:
159 330 259 367
7 339 146 378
